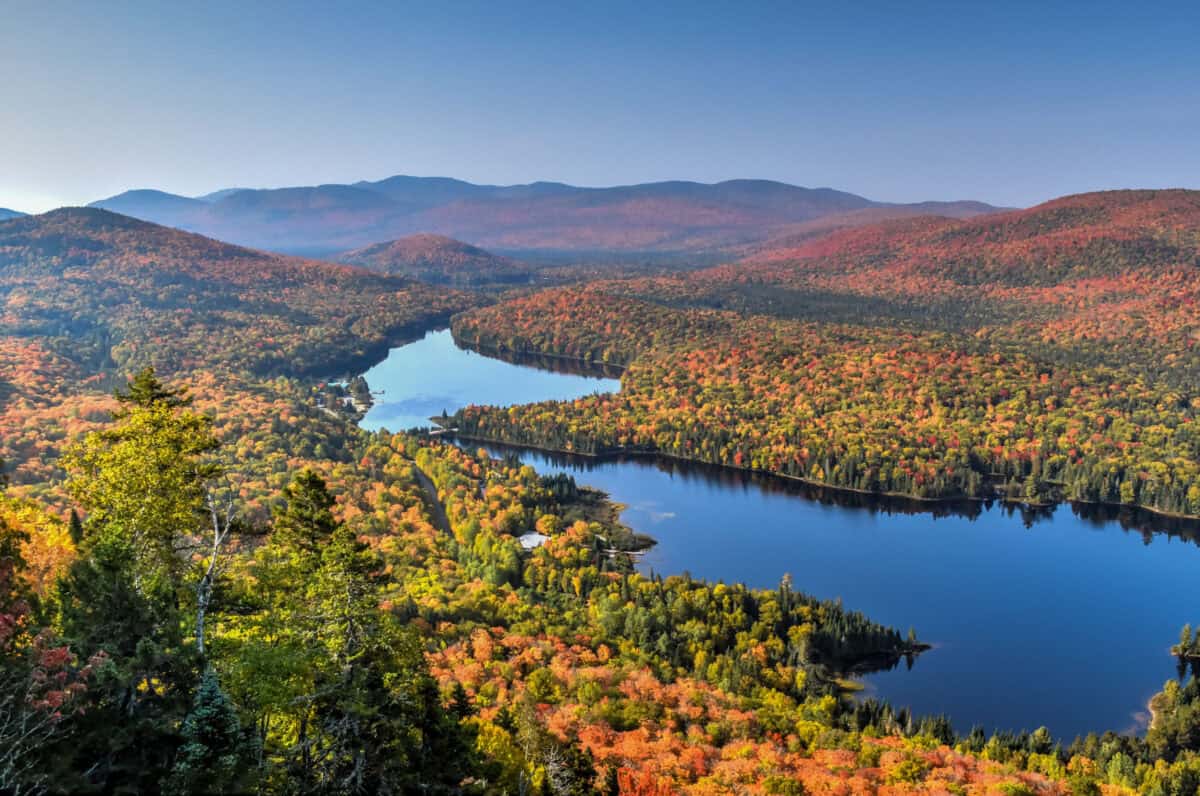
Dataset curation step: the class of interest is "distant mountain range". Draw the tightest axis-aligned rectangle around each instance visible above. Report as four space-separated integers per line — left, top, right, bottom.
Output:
0 208 25 221
88 176 1007 255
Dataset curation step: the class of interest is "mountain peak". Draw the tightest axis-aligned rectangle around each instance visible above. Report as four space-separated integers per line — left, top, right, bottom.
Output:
34 205 156 229
89 190 208 227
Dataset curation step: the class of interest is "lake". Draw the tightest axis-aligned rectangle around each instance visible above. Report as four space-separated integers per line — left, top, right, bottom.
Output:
359 329 621 432
360 330 1200 741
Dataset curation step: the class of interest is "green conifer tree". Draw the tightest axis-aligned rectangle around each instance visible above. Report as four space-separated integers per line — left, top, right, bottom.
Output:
166 669 257 795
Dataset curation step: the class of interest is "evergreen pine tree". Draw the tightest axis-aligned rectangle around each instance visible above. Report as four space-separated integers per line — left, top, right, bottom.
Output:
166 669 257 795
114 366 191 411
53 534 198 792
52 372 217 791
272 469 338 572
67 508 84 546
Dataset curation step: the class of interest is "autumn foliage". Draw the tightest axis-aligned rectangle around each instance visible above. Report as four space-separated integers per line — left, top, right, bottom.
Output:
450 191 1200 517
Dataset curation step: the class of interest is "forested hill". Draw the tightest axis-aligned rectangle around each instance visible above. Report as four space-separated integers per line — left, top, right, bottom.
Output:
0 208 24 221
733 188 1200 287
449 189 1200 518
3 206 388 288
89 176 1004 254
735 200 1011 255
5 196 1200 792
0 207 482 492
0 207 481 378
338 232 533 287
598 189 1200 383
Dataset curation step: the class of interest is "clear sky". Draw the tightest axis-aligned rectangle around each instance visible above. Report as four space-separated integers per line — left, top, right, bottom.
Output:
2 0 1197 212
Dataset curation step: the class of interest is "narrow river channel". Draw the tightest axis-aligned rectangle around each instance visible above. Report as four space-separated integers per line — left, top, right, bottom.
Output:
359 329 1200 741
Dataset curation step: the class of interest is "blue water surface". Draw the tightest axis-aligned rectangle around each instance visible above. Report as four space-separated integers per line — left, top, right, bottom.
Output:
359 329 620 432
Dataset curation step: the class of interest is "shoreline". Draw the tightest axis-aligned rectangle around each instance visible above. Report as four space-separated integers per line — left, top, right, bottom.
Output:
357 331 1200 528
356 337 1183 741
436 338 1199 525
444 429 1200 526
448 328 631 377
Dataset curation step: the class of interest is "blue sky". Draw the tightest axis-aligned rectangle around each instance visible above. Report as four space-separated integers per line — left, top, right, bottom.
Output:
2 0 1197 212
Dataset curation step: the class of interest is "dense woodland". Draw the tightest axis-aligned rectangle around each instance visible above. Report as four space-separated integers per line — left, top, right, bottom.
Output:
10 369 1200 794
3 198 1200 793
450 191 1200 518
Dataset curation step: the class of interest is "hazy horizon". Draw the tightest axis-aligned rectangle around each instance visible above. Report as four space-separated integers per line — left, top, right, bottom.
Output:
6 172 1029 216
3 0 1198 213
10 170 1200 218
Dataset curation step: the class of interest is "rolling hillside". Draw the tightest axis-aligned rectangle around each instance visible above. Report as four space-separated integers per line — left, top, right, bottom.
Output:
737 200 1012 255
90 175 1004 254
608 189 1200 375
338 233 532 286
0 207 480 378
735 188 1200 285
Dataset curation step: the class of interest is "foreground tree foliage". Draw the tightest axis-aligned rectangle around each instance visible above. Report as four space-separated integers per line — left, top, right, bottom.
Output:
0 468 90 795
11 372 472 793
2 368 1200 792
234 468 471 793
50 371 219 790
166 668 255 795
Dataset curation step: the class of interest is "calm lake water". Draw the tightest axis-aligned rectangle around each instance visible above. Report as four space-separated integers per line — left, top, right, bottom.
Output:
361 331 1200 741
359 329 620 432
